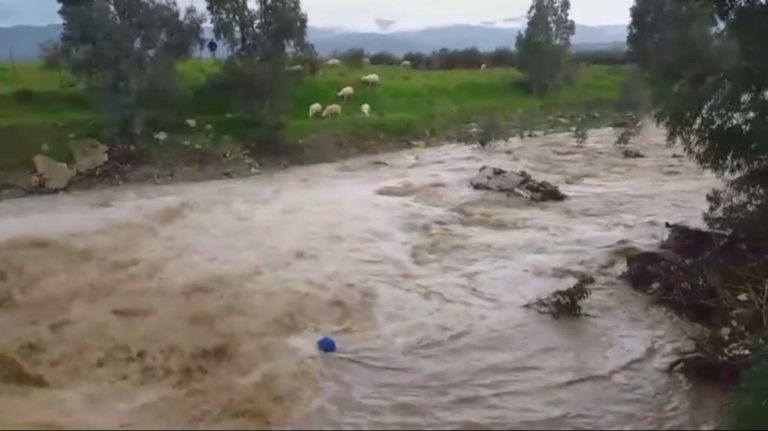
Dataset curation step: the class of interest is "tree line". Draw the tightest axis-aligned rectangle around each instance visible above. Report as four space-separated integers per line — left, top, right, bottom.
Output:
46 0 618 153
353 47 626 70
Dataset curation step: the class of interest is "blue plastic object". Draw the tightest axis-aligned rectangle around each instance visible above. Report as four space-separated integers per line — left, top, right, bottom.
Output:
317 336 337 353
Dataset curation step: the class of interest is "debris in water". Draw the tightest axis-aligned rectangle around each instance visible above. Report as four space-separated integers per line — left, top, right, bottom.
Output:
317 336 337 353
0 353 49 387
660 222 729 259
470 166 567 202
625 222 768 383
524 275 595 318
622 148 645 159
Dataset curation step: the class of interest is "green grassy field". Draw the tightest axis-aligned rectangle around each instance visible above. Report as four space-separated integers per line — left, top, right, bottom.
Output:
0 61 627 169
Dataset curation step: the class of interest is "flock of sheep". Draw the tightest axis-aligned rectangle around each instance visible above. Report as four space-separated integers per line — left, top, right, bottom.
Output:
304 57 488 120
306 57 416 120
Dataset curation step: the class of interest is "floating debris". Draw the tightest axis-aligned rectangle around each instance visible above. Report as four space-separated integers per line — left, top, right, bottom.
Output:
317 336 337 353
470 166 567 202
524 275 595 319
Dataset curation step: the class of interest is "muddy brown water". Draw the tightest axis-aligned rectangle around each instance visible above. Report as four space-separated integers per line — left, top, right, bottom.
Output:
0 126 725 429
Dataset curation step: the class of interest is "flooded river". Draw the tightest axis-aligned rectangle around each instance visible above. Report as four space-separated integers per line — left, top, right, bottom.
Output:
0 126 724 429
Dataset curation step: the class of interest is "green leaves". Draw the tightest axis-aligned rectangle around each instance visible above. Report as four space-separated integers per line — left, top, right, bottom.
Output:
515 0 574 95
57 0 204 138
629 0 768 235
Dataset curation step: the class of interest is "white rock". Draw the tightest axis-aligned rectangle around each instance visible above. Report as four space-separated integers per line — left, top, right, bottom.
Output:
154 131 169 142
185 119 197 128
205 124 213 131
68 138 109 172
33 155 76 190
737 293 749 302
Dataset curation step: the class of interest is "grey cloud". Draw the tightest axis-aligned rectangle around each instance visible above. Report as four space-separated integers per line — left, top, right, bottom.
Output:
0 0 632 29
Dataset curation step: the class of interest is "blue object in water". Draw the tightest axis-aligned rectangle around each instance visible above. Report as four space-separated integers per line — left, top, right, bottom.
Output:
317 336 337 353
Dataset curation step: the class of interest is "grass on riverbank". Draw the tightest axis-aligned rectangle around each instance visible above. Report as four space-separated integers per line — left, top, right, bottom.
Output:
0 61 627 170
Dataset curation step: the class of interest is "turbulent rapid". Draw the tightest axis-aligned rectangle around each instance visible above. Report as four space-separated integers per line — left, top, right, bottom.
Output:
0 126 724 429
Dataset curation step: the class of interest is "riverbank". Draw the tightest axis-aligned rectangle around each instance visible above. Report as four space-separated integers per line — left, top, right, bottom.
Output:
0 62 626 184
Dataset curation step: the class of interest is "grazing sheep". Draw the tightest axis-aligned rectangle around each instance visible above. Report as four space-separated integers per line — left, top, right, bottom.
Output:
309 103 323 119
337 86 355 101
400 60 412 68
286 64 304 71
360 73 380 87
323 104 342 118
480 63 487 70
361 103 371 117
326 58 341 67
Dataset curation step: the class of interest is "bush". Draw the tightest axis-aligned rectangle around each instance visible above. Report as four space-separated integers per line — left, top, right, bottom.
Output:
456 48 485 69
340 48 366 68
11 89 37 104
369 51 398 66
489 47 517 68
573 49 629 66
402 52 428 69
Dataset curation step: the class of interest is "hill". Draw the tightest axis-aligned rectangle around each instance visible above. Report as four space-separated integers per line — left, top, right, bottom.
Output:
0 22 628 60
0 25 63 61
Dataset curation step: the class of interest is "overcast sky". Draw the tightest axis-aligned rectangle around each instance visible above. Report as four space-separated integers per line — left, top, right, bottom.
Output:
0 0 633 30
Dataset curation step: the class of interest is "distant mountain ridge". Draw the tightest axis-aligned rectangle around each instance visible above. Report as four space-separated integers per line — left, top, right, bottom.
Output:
0 22 627 61
309 23 627 55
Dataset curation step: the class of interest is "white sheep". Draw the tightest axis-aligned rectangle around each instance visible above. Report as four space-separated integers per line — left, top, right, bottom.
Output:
337 86 354 101
400 60 412 68
323 104 342 118
326 58 341 67
309 103 323 119
286 64 304 71
363 58 371 65
480 63 487 70
361 103 371 117
360 73 380 87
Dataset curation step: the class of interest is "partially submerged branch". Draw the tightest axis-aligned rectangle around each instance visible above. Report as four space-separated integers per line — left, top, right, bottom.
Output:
525 275 595 319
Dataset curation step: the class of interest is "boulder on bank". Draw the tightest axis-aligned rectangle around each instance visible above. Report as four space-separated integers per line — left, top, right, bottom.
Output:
33 155 76 190
68 138 109 172
660 223 729 259
470 166 567 202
